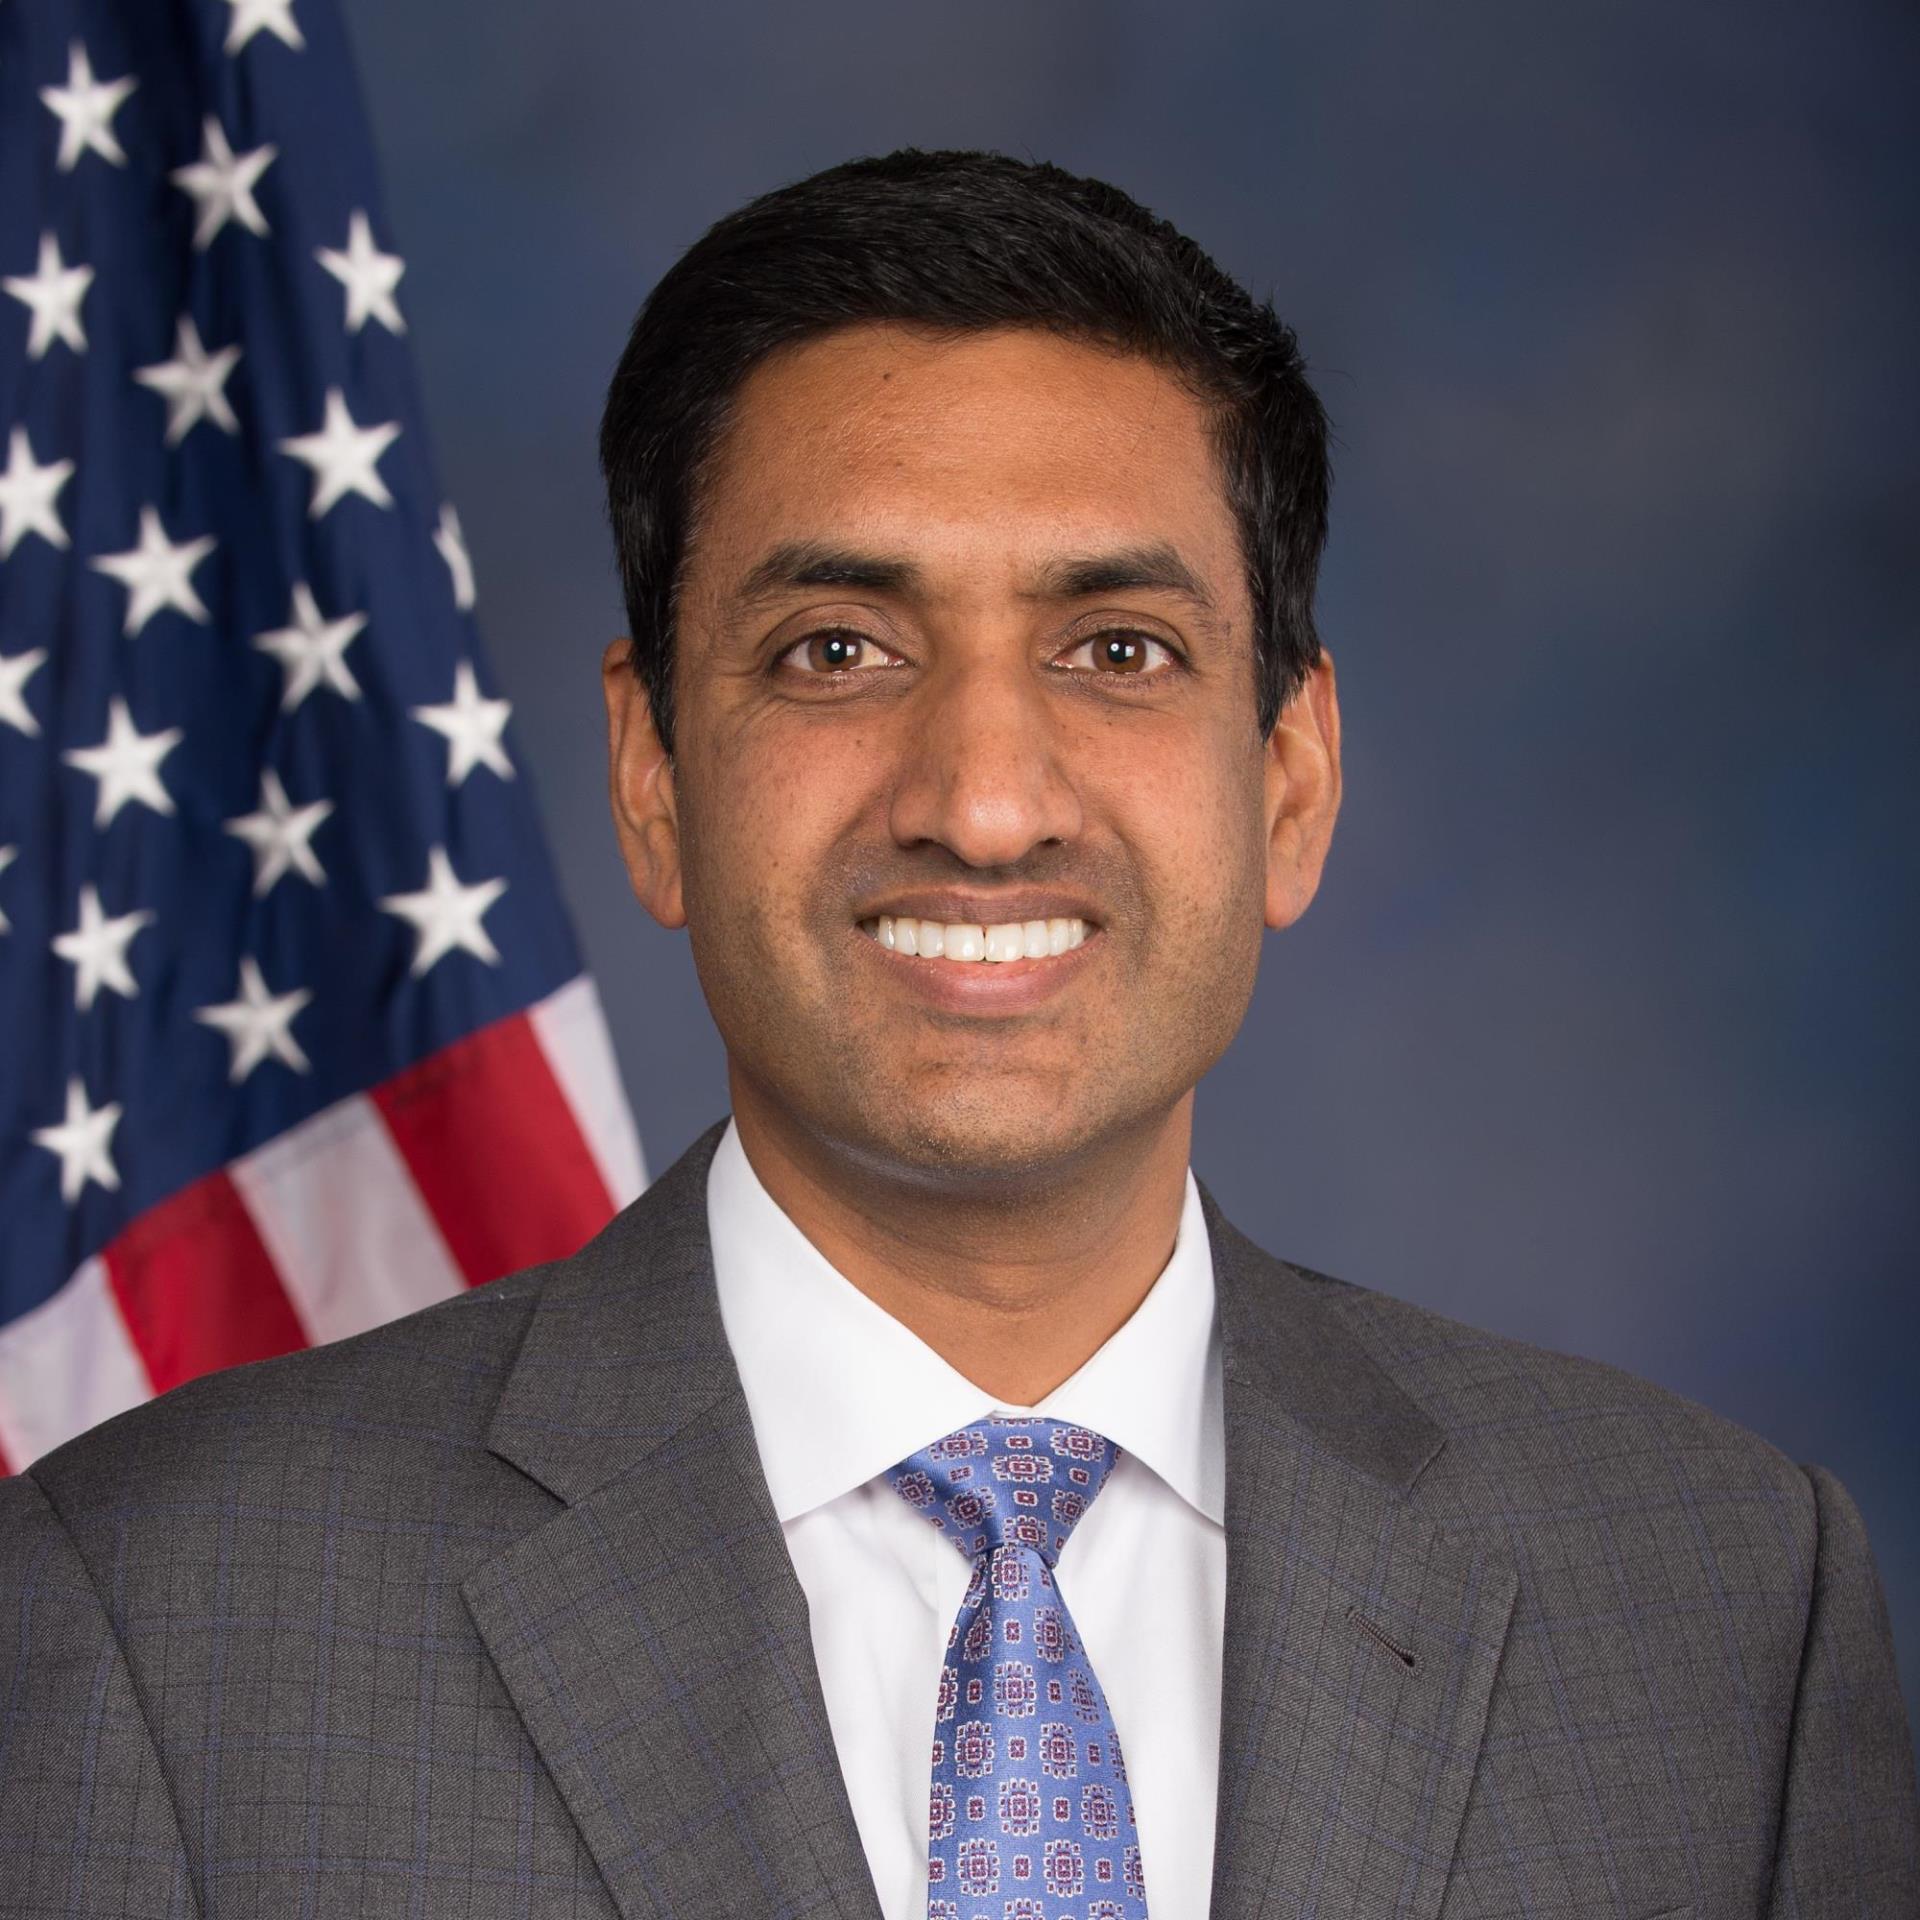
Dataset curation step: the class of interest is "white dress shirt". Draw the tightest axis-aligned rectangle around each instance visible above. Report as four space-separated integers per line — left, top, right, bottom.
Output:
707 1119 1226 1919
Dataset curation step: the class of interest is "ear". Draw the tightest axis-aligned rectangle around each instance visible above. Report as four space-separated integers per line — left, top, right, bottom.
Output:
601 637 686 929
1263 646 1342 930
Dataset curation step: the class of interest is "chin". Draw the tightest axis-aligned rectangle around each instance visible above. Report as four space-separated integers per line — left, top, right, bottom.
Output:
825 1075 1154 1193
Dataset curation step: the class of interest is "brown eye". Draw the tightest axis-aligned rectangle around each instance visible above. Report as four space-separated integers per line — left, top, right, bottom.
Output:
785 631 896 673
1056 630 1177 677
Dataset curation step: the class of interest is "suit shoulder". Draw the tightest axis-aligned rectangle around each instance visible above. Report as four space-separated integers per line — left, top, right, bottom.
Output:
1287 1256 1815 1515
26 1255 555 1522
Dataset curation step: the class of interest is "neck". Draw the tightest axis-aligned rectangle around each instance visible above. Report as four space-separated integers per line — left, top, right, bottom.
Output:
727 1078 1193 1406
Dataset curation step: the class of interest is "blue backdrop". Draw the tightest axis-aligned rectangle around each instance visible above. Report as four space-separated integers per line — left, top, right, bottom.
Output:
340 0 1920 1743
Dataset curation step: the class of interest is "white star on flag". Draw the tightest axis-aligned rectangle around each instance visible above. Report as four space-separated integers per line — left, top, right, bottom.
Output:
380 845 508 975
223 0 306 54
51 883 154 1012
277 387 401 517
89 505 217 636
0 845 16 936
252 582 366 709
39 41 138 172
133 316 241 444
61 696 183 827
32 1078 124 1205
194 956 313 1081
0 646 49 737
433 502 476 609
0 426 75 558
412 660 513 786
3 231 94 359
170 116 276 250
316 210 405 335
224 767 333 894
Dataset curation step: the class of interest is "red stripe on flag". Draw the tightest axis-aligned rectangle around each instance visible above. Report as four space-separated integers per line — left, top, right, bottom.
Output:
103 1171 311 1394
370 1009 615 1286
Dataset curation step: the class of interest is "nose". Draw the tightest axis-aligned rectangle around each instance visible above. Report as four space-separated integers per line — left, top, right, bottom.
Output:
887 654 1083 867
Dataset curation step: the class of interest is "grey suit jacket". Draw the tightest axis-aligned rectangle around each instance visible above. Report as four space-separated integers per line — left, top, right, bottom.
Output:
2 1121 1914 1919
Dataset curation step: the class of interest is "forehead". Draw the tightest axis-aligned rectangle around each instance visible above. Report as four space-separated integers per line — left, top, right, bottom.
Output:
687 323 1239 593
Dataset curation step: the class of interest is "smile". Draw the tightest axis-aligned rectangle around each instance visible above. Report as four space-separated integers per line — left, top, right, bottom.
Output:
860 914 1090 964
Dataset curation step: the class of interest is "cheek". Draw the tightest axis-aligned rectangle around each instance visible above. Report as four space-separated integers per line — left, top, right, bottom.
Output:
1155 756 1270 1061
1112 731 1267 941
675 718 879 942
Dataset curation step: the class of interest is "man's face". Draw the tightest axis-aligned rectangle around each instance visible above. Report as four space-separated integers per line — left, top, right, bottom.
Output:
607 322 1338 1185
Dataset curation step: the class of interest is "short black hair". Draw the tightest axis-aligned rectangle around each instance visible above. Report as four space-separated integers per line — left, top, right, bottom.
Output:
598 148 1331 752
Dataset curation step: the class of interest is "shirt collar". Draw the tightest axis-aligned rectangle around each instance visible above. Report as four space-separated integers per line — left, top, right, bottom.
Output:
706 1117 1224 1530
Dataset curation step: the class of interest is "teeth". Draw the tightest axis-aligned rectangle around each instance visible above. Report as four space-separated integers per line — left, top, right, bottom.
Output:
867 915 1089 963
984 924 1025 963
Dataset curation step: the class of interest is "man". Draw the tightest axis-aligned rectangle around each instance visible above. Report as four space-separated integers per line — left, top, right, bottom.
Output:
1 149 1913 1920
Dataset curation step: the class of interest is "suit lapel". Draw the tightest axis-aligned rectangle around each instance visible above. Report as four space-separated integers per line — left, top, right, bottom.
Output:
463 1123 1513 1920
1204 1197 1517 1920
463 1124 883 1920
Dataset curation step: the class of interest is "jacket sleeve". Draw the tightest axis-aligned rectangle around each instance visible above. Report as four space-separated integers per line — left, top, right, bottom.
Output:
0 1471 200 1918
1767 1464 1920 1915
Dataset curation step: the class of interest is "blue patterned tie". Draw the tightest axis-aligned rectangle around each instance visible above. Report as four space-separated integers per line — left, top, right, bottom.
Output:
887 1415 1150 1919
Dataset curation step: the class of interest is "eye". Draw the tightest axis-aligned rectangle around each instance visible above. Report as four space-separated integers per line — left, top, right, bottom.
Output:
1056 630 1179 677
778 629 903 674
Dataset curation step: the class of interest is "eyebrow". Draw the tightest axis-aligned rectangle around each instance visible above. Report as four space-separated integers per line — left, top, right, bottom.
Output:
731 541 921 609
1020 543 1217 615
728 538 1220 623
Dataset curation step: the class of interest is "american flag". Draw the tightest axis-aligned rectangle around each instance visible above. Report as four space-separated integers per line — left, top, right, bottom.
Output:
0 0 645 1472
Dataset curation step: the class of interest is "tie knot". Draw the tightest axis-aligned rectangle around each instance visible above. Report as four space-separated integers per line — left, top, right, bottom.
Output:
885 1414 1119 1567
